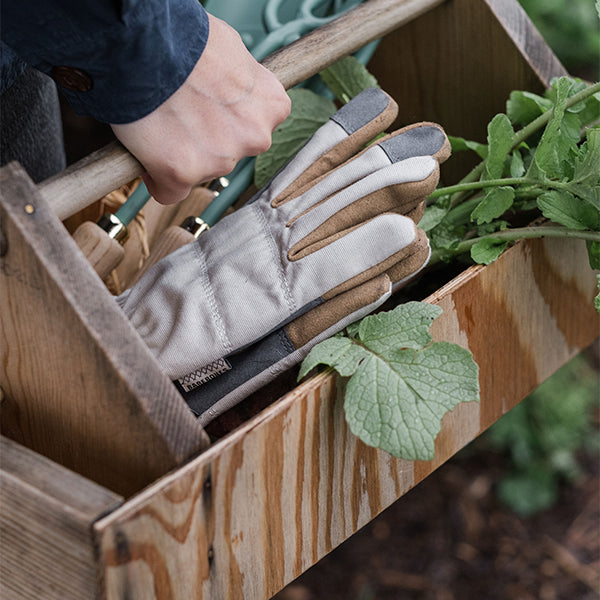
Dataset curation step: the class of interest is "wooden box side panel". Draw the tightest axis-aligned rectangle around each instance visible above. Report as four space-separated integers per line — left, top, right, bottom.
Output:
0 164 208 496
95 237 597 600
0 436 122 600
418 237 599 478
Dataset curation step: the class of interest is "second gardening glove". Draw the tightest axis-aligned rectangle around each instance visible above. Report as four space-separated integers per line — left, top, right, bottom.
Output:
117 88 450 397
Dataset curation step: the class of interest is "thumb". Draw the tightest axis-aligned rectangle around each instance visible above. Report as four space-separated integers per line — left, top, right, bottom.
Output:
142 172 192 205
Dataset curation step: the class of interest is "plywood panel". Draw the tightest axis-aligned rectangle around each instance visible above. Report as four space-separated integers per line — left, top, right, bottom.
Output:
95 237 597 599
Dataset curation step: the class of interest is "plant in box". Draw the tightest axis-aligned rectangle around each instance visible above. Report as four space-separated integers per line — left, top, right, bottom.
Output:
250 55 600 461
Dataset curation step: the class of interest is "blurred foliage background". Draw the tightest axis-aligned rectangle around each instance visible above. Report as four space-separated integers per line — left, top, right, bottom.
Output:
483 353 599 517
518 0 600 81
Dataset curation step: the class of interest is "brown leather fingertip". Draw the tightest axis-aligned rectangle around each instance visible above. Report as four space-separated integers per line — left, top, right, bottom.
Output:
272 92 398 207
286 274 391 348
386 228 430 285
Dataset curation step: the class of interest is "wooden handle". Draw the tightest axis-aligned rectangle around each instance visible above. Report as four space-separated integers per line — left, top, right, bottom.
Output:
38 0 444 221
71 221 125 280
129 225 196 286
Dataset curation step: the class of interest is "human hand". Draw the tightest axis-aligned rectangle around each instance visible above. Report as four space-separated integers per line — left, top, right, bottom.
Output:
111 14 291 204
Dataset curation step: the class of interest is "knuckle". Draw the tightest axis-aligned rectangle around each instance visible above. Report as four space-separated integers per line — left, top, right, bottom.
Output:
158 154 198 189
248 131 273 155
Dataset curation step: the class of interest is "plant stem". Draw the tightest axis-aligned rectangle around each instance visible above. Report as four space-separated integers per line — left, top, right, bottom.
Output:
510 81 600 149
429 177 530 199
429 176 570 200
438 81 600 208
428 225 600 266
439 196 482 228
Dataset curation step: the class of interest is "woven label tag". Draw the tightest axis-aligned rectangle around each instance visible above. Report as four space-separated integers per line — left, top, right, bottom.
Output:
177 358 232 392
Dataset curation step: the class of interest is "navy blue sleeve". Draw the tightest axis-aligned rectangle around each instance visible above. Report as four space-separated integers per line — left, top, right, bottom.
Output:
1 0 209 124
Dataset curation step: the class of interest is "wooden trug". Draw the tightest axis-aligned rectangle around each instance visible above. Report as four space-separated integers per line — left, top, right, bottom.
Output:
1 0 598 598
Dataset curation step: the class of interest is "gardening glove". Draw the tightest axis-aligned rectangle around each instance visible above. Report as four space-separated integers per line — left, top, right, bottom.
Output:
177 222 432 425
117 87 450 389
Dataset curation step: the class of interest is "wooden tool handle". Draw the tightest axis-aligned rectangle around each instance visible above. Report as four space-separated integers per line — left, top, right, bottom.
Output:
129 225 196 286
71 221 125 280
38 0 444 221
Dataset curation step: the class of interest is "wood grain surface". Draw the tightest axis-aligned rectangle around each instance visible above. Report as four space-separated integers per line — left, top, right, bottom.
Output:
367 0 567 181
0 436 122 600
0 163 209 496
71 221 126 280
95 236 598 600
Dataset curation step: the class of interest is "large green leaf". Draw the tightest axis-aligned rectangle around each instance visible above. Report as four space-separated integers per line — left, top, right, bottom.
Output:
506 90 552 125
537 190 600 230
529 77 574 179
299 302 480 460
448 135 488 159
470 238 508 265
573 128 600 188
485 114 515 180
471 186 515 225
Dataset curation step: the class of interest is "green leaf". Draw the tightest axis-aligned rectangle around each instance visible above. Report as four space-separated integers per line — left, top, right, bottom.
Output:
298 335 365 379
477 220 509 237
497 469 559 518
573 91 600 128
485 113 515 179
529 77 574 179
537 190 600 230
344 341 479 460
509 149 525 178
419 203 450 232
254 88 336 188
299 302 480 461
594 274 600 315
319 55 379 104
573 128 600 187
506 90 552 125
471 186 515 225
470 238 508 264
569 184 600 213
428 220 465 253
356 302 443 354
587 241 600 270
448 135 488 159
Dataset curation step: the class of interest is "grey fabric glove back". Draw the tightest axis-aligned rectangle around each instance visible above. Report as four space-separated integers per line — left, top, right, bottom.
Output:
118 88 450 413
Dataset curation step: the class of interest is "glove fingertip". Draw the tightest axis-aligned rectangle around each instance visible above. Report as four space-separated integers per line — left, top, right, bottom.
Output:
331 87 398 136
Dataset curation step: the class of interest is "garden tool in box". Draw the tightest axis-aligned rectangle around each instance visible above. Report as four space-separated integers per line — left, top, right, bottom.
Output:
117 88 450 423
71 181 151 280
204 0 371 61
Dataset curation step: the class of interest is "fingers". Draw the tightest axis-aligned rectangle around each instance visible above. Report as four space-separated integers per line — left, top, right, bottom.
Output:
387 228 431 290
276 122 448 219
265 87 398 204
285 156 438 253
288 213 418 302
111 14 291 205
